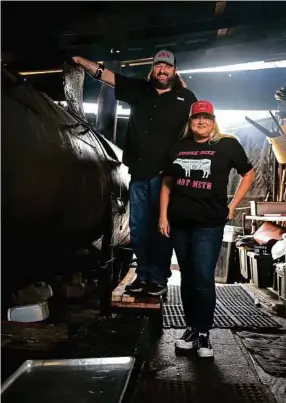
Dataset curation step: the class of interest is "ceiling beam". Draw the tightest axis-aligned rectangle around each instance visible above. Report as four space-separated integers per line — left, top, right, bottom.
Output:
214 1 227 18
214 1 228 37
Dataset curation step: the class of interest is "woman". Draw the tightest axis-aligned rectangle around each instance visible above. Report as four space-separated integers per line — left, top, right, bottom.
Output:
159 101 255 358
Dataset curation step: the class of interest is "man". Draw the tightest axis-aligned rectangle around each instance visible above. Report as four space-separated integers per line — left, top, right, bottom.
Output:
72 50 197 296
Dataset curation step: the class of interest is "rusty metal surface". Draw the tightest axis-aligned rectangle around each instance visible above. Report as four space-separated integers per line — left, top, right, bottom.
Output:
67 314 149 359
2 66 130 289
1 313 149 391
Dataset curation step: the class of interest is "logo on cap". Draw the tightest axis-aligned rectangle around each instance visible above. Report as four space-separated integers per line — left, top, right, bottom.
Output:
198 102 209 110
153 49 175 66
190 100 215 117
157 51 171 59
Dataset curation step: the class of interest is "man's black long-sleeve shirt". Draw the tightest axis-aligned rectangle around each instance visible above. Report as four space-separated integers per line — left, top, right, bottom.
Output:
114 74 197 179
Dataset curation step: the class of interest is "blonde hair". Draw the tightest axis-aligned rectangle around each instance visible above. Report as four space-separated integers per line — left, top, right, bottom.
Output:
182 118 236 143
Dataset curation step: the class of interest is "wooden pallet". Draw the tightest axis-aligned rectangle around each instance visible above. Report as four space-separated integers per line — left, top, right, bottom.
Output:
111 298 161 310
111 267 161 310
112 267 137 303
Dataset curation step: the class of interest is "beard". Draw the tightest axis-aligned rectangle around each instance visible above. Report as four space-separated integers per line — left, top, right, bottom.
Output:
149 72 176 90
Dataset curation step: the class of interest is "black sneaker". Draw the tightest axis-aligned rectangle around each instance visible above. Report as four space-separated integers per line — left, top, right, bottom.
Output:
125 279 147 293
197 333 214 358
175 328 198 350
147 282 167 296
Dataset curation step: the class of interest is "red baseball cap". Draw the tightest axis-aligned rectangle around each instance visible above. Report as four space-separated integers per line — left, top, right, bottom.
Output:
190 101 215 118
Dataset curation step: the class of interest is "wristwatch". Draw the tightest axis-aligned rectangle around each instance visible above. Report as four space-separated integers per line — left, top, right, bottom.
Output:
94 63 105 80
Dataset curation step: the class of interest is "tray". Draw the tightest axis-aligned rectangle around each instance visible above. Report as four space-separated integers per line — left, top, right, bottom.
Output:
1 357 135 403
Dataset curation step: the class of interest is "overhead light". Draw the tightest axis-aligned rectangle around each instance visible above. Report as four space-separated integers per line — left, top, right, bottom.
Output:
178 60 286 74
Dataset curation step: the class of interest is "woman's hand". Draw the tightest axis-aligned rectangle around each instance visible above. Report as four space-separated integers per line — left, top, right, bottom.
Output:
227 205 235 220
158 216 170 238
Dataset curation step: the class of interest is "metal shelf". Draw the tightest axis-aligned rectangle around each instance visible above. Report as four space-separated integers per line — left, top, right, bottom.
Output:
245 215 286 222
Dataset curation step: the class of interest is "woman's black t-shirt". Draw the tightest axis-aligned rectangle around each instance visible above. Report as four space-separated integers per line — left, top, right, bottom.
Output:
163 136 253 228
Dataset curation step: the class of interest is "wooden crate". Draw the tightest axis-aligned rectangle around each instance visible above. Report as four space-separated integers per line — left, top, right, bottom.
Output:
111 268 161 310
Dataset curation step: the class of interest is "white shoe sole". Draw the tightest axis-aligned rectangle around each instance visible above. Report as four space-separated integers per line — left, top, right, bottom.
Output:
125 287 144 293
175 341 195 350
197 348 214 358
147 289 167 296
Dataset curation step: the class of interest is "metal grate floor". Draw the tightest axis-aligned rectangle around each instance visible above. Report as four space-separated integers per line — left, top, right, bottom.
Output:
163 285 281 330
68 314 149 358
135 380 276 403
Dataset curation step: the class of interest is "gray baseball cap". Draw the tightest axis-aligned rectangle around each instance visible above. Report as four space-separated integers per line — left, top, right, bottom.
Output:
153 49 176 67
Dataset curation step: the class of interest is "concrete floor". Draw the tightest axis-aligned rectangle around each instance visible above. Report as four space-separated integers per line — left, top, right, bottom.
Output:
134 269 286 403
135 328 277 402
2 264 285 403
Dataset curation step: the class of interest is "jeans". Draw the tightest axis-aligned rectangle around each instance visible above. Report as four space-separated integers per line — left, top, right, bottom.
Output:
129 175 173 285
172 225 224 332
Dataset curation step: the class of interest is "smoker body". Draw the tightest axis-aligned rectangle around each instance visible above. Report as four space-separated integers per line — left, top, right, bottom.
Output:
1 68 130 287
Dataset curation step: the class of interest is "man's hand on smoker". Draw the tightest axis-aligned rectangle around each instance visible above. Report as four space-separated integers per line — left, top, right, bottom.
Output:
71 56 115 87
71 56 81 65
71 56 99 76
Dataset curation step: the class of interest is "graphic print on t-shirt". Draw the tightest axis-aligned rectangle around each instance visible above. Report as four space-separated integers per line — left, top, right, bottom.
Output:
173 157 212 178
167 137 253 227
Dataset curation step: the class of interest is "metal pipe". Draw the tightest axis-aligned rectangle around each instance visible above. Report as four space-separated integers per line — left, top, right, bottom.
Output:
18 57 152 76
19 69 63 76
269 110 285 136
